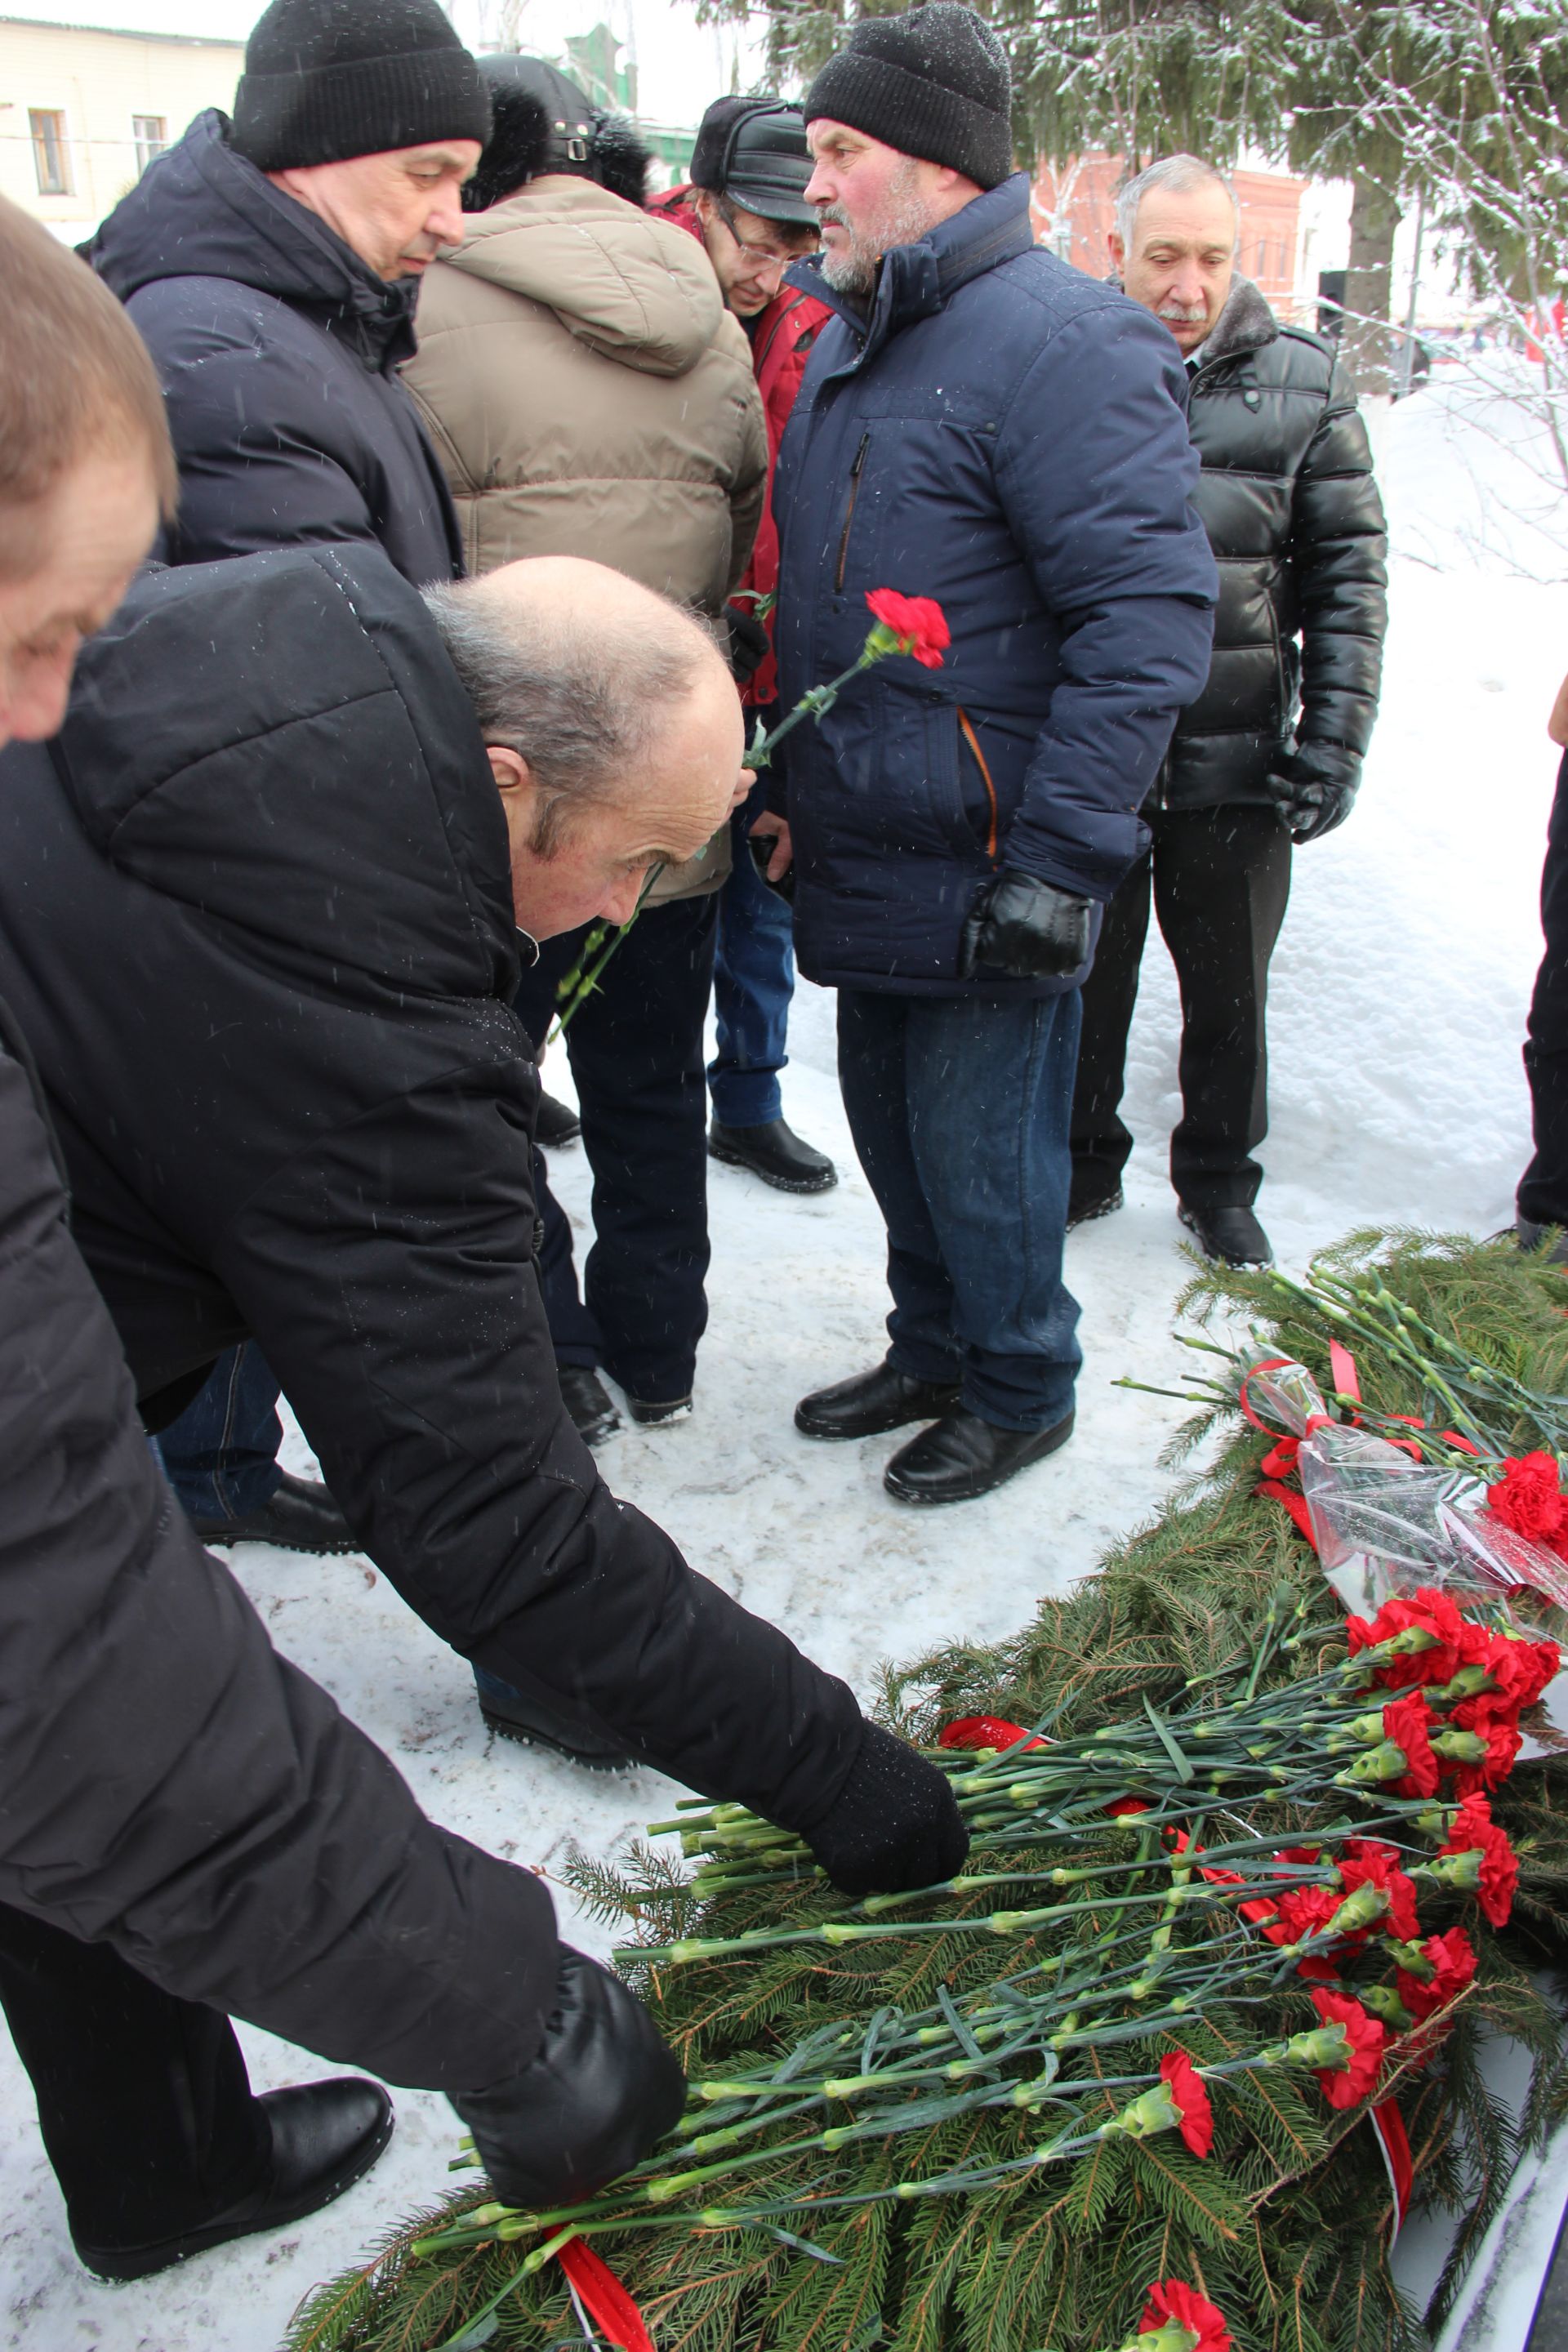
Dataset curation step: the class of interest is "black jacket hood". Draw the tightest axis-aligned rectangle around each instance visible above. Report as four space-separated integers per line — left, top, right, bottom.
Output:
50 546 514 1003
90 108 419 368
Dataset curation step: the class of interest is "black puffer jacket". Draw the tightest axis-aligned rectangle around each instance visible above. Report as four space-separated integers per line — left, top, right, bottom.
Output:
88 110 462 586
1159 277 1387 812
0 1002 557 2093
0 546 864 1838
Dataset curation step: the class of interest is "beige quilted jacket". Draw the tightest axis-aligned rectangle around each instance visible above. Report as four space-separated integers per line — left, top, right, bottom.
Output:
404 176 768 901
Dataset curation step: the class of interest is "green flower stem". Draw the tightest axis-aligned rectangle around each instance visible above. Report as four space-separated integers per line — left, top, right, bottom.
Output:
548 863 665 1042
745 643 883 771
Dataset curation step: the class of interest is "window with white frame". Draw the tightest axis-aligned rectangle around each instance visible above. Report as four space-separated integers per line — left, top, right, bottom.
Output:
29 109 71 197
132 114 168 176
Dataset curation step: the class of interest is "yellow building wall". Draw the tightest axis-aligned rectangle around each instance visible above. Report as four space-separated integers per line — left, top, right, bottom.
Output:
0 16 243 238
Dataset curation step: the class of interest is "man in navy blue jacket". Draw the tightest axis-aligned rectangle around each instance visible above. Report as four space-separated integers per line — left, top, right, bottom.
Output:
761 6 1217 1505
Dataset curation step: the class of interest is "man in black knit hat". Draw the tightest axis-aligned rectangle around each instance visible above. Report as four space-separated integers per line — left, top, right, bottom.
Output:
89 0 490 1560
767 5 1216 1504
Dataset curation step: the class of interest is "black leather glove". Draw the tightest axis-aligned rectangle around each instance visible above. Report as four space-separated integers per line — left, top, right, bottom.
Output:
452 1947 686 2209
1265 744 1360 844
804 1719 970 1898
724 602 771 685
959 869 1092 980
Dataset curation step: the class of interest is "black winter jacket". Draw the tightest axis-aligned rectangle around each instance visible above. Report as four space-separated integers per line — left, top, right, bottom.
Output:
0 546 863 1837
89 110 462 586
0 1001 557 2093
1160 277 1387 811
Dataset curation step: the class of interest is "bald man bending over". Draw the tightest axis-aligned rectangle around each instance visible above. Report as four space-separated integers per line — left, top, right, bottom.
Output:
0 544 965 1900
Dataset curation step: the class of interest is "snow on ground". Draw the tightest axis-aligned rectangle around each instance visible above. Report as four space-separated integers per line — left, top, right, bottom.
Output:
4 371 1568 2351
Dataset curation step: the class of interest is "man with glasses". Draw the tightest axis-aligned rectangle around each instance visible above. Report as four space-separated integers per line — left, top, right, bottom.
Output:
654 101 840 1197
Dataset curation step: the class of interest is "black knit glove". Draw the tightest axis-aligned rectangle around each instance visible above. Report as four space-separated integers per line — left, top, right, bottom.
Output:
1266 744 1360 844
959 869 1091 980
804 1720 969 1898
452 1948 686 2209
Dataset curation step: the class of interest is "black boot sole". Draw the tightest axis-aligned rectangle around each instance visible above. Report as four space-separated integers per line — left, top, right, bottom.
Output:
885 1411 1076 1506
190 1522 360 1557
707 1136 838 1195
479 1704 633 1772
1067 1184 1124 1232
76 2100 394 2281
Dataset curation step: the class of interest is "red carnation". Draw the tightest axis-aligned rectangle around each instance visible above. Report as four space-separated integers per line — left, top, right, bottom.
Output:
1382 1692 1441 1798
1452 1624 1561 1713
1346 1589 1463 1687
1337 1841 1422 1942
865 589 950 670
1486 1452 1568 1549
1139 2278 1232 2352
1396 1926 1478 2025
1441 1700 1523 1797
1440 1794 1520 1927
1159 2050 1215 2158
1267 1882 1343 1948
1309 1988 1386 2109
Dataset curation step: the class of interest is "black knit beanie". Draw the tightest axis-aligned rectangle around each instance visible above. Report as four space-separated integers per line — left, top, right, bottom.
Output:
230 0 491 172
803 3 1013 190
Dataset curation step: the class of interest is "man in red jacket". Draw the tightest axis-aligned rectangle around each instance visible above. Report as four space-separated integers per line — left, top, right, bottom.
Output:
653 100 839 1195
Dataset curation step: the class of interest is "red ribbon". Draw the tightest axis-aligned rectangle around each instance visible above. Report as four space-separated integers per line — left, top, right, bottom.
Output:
1369 2098 1414 2241
559 2238 655 2351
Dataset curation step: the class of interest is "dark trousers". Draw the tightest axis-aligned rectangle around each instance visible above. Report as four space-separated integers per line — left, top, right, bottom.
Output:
836 987 1082 1432
1520 753 1568 1227
709 776 796 1129
0 1903 265 2252
516 893 718 1405
1071 803 1292 1214
156 1342 284 1523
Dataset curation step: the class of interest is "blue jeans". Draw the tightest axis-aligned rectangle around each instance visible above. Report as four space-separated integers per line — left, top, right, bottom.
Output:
836 987 1084 1432
708 776 796 1129
155 1343 283 1522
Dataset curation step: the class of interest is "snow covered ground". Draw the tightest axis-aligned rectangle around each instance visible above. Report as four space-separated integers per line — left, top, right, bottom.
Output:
3 370 1567 2351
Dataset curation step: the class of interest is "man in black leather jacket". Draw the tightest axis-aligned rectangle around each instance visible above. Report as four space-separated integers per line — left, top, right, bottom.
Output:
1070 154 1388 1268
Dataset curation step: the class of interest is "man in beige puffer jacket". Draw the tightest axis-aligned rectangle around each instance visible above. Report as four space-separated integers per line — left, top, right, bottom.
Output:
403 57 767 1495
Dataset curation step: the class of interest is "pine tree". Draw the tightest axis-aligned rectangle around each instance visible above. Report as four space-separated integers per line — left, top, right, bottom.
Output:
687 0 1568 393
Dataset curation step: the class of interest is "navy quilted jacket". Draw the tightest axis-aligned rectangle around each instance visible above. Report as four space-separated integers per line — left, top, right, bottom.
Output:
772 175 1218 997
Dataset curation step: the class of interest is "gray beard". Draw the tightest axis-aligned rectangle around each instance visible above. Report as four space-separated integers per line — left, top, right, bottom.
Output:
819 162 935 297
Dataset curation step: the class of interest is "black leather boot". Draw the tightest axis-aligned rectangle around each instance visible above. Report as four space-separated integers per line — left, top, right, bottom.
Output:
626 1394 693 1426
536 1090 581 1147
884 1406 1075 1505
189 1471 356 1554
475 1673 633 1771
1067 1180 1124 1231
795 1360 961 1440
1177 1202 1273 1267
558 1365 621 1446
709 1117 838 1195
74 2078 393 2282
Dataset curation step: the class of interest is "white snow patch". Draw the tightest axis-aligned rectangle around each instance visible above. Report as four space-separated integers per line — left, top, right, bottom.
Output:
4 368 1566 2352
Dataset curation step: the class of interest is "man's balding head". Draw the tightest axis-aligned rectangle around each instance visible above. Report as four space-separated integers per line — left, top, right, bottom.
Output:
0 196 173 745
423 558 746 939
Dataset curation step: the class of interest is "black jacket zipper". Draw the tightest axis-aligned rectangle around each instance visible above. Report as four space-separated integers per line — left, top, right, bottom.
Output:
834 434 871 592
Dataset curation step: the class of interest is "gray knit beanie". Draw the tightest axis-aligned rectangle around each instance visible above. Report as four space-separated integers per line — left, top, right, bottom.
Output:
802 5 1013 189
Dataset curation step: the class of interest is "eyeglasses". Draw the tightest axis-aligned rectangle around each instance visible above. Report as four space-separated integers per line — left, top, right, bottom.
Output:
714 193 817 267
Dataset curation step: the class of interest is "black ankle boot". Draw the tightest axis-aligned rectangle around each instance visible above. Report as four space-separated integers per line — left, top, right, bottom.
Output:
74 2078 393 2281
884 1406 1075 1505
475 1673 633 1771
795 1360 961 1440
189 1472 356 1554
558 1365 621 1446
1177 1202 1272 1267
709 1117 838 1194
